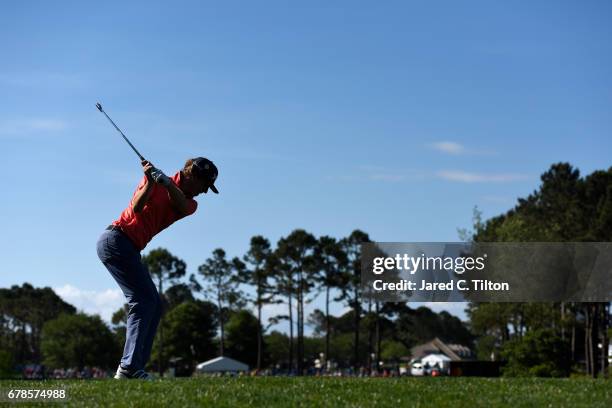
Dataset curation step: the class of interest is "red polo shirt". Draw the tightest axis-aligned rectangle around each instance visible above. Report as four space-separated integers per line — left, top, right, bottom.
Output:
112 172 197 250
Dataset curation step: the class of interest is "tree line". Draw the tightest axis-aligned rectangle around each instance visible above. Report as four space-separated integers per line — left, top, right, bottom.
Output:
1 162 611 378
466 163 612 377
134 228 456 375
0 228 473 376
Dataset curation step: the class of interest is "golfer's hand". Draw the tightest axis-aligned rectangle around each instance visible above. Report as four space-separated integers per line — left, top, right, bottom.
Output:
142 160 154 182
150 167 171 186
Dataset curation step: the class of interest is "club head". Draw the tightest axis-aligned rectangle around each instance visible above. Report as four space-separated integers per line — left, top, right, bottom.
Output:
96 102 103 112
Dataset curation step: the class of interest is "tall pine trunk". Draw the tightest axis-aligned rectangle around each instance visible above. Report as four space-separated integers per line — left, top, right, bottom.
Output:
218 293 224 356
560 302 565 341
571 313 576 363
601 303 609 378
592 304 599 378
584 303 598 377
375 301 381 373
585 304 591 376
158 277 164 377
288 292 293 372
325 285 330 368
599 303 610 378
367 299 373 371
353 297 360 369
297 270 304 375
256 286 262 371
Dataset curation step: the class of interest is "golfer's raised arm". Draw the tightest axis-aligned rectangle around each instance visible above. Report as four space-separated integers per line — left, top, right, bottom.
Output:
164 182 191 216
132 161 155 213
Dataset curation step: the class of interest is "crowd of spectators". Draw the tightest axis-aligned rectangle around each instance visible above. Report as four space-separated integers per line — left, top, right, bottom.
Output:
21 365 110 379
49 366 109 379
20 365 403 379
247 366 402 377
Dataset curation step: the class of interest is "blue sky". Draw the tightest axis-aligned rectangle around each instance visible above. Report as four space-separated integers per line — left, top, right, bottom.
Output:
1 1 611 327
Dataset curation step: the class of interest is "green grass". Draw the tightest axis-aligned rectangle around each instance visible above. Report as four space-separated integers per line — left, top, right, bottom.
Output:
1 377 611 407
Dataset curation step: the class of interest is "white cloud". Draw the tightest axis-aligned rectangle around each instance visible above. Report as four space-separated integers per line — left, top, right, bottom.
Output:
0 118 68 136
53 284 124 324
428 141 496 156
331 166 525 185
437 170 528 183
429 141 466 155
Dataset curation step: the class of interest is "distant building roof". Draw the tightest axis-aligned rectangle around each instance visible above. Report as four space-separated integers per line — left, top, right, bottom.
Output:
196 356 249 372
409 338 472 361
421 353 452 366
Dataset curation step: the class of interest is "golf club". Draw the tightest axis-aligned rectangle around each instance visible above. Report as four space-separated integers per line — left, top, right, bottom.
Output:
96 102 146 162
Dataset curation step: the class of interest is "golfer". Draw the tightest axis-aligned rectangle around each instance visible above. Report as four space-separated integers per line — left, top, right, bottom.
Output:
96 157 218 379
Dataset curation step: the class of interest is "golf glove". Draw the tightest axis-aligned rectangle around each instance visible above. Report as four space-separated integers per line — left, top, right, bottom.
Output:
150 167 171 186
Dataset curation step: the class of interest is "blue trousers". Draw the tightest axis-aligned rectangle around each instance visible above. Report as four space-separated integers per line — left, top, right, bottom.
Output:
96 229 161 372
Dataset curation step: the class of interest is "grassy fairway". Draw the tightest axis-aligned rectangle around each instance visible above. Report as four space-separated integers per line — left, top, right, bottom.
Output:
1 377 610 407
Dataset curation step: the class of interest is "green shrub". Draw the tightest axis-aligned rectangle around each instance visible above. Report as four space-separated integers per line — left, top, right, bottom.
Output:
0 349 15 379
501 328 570 377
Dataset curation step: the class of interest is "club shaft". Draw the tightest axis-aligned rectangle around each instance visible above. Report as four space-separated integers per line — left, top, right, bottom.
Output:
99 108 145 161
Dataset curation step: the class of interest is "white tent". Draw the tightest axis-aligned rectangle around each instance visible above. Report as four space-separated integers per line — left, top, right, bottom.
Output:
196 356 249 373
421 353 451 370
